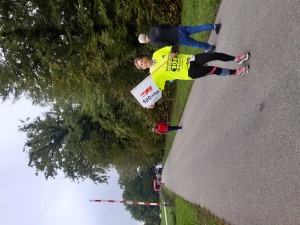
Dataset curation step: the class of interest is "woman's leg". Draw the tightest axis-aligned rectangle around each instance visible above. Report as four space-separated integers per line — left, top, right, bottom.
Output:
190 52 250 65
168 126 182 132
188 64 250 78
188 63 236 79
192 52 235 66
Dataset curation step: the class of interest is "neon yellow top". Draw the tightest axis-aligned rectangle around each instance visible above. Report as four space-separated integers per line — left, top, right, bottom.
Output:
150 47 192 90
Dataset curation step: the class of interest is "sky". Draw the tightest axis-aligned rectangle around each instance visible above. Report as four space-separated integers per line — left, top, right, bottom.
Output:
0 99 144 225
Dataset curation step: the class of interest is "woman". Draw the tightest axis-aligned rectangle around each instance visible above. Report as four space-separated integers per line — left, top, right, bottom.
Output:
152 121 182 135
134 46 250 91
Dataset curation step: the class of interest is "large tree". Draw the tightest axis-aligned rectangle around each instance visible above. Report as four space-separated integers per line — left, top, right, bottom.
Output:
19 99 165 183
9 0 183 220
0 0 133 103
0 0 181 103
19 103 113 183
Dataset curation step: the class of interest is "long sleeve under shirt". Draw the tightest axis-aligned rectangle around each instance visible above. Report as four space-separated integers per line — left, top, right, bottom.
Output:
148 26 179 46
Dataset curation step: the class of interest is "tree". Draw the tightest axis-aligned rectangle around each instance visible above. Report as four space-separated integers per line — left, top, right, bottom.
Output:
0 0 182 103
7 0 182 196
19 99 165 183
19 103 113 183
0 0 130 102
119 167 161 224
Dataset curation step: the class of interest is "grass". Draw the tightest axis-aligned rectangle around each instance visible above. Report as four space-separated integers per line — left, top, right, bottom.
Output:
161 0 230 224
160 188 229 225
161 204 176 225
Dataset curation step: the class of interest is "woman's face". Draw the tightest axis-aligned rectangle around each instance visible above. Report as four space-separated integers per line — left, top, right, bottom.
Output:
136 57 151 69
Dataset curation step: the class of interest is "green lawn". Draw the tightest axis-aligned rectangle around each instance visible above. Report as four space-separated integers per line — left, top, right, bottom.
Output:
160 188 228 225
161 0 230 224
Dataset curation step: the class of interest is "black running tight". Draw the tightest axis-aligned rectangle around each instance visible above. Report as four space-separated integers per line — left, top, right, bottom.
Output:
188 52 236 78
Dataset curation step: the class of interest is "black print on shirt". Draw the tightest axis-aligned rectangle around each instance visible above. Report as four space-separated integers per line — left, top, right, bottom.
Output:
165 57 184 72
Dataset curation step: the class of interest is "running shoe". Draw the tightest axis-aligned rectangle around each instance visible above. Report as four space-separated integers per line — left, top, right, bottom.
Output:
215 23 221 34
236 66 250 76
234 53 250 64
206 45 216 53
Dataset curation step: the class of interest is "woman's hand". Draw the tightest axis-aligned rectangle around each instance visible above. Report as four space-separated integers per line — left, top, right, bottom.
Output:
169 53 177 59
147 104 155 109
187 55 195 63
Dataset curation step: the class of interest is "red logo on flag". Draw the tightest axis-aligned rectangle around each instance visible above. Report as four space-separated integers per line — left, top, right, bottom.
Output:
140 86 152 97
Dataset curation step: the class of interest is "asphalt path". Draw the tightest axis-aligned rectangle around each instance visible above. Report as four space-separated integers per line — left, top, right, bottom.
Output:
162 0 300 224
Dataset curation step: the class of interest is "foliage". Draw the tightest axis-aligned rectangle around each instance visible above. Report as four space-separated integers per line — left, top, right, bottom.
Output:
119 167 161 224
1 0 181 222
19 103 110 183
19 99 166 183
0 0 182 181
0 0 181 103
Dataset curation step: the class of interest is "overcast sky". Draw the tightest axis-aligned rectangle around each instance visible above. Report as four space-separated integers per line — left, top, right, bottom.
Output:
0 99 144 225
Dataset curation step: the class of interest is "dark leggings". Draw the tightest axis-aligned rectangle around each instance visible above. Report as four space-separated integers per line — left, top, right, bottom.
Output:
168 126 182 132
188 53 236 78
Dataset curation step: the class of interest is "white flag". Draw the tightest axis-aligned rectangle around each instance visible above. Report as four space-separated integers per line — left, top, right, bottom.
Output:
131 76 162 108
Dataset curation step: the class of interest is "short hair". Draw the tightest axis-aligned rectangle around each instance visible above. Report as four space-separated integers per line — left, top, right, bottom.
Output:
134 54 149 70
138 34 147 43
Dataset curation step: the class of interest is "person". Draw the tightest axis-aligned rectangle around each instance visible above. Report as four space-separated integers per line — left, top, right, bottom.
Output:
138 24 221 52
152 121 182 135
134 46 250 108
153 178 162 192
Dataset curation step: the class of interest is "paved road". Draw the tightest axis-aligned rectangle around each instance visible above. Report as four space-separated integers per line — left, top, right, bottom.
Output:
163 0 300 224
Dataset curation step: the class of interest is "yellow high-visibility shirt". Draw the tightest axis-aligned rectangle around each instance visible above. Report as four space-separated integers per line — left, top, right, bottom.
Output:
150 46 192 90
